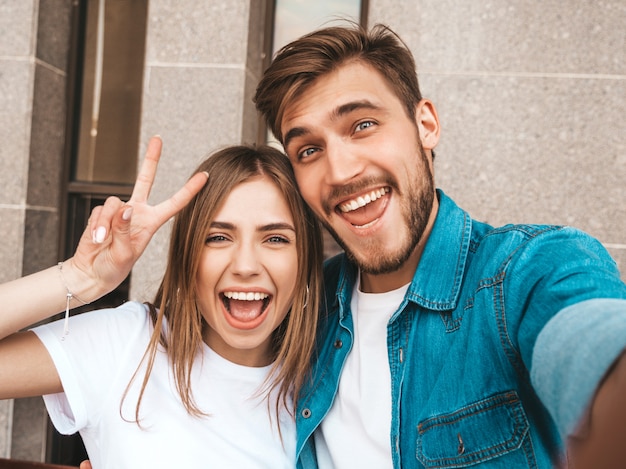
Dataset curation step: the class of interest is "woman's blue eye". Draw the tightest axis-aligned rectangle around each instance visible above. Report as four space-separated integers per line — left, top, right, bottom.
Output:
268 235 289 244
206 234 227 243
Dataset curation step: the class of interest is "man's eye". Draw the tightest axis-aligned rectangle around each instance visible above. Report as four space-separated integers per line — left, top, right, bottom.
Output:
355 120 375 132
298 147 318 160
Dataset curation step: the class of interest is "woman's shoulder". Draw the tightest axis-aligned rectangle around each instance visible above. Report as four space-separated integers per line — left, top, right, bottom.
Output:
35 301 154 343
74 300 150 326
99 300 150 317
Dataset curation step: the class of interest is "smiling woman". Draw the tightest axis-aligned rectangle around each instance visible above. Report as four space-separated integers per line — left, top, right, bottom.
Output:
196 176 299 367
0 142 324 468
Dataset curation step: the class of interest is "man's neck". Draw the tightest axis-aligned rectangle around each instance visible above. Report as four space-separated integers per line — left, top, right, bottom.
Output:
360 196 439 294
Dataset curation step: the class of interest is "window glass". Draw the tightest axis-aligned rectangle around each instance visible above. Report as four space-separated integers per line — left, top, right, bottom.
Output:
74 0 148 184
273 0 362 52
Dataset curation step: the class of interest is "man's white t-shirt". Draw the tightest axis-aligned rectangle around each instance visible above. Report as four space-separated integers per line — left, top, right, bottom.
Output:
314 279 409 468
32 301 295 469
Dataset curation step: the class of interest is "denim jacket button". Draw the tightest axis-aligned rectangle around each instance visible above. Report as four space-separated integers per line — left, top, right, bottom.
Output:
301 408 312 418
334 339 343 349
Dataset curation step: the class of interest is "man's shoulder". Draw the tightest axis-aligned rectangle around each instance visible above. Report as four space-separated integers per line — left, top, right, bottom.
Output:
471 221 602 260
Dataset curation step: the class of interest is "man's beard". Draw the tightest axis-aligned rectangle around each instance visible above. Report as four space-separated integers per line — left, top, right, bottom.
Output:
323 146 435 275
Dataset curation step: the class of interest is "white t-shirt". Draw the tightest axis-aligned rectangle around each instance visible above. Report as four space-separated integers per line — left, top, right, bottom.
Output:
32 301 295 469
315 279 408 469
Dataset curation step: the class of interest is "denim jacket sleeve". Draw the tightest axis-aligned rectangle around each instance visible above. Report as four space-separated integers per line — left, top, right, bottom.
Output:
531 298 626 438
499 226 626 438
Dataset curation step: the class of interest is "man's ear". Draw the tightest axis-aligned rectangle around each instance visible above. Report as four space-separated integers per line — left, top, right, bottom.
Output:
415 99 440 150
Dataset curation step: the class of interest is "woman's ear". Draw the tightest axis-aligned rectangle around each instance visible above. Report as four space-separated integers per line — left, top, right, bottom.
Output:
415 99 440 151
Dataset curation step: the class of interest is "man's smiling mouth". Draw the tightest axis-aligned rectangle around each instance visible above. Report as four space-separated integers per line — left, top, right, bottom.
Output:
338 187 390 213
333 186 391 229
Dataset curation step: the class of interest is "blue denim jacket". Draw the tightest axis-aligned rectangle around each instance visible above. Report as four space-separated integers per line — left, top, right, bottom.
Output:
295 190 626 468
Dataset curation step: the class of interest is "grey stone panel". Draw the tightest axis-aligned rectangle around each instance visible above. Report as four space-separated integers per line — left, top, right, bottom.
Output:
246 0 268 80
0 60 34 206
26 63 67 209
243 0 269 144
36 0 73 72
10 397 47 462
22 208 59 277
145 0 251 64
242 67 261 145
369 0 626 76
429 74 624 245
0 208 25 283
140 66 246 192
0 1 36 57
0 399 13 458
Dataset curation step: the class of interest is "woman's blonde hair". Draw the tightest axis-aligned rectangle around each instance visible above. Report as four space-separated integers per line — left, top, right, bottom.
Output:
125 144 323 423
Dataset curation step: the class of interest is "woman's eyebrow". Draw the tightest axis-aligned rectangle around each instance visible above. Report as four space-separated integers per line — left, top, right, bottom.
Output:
210 221 295 232
210 221 234 230
258 222 295 233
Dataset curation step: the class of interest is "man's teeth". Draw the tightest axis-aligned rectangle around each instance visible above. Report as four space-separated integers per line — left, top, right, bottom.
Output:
223 292 269 301
339 187 389 213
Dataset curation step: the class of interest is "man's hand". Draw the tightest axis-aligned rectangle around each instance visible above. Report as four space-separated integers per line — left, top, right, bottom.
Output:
567 351 626 467
79 461 92 469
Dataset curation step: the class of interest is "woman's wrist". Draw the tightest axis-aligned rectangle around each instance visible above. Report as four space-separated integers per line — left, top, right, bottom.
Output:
58 258 101 306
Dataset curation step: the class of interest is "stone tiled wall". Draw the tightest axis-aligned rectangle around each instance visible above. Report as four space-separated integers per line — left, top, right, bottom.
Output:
0 1 34 285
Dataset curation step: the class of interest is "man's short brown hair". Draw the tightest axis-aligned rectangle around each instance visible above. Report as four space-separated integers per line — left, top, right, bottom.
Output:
254 22 423 144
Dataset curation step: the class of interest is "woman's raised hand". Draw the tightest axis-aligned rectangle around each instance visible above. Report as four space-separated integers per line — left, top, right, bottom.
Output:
66 136 208 301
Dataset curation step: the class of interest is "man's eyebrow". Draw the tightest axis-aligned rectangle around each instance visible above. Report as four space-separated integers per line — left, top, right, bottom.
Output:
334 100 381 118
284 126 308 150
283 100 382 149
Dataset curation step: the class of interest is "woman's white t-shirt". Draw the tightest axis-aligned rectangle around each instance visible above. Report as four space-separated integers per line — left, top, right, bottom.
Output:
32 301 295 469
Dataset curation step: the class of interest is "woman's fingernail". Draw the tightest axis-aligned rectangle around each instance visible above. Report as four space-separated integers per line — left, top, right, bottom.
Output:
94 226 107 243
122 206 133 221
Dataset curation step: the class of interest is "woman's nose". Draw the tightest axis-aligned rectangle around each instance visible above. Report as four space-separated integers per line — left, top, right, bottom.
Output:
230 242 262 276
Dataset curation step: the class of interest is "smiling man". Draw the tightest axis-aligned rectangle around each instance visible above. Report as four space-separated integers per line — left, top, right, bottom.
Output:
255 23 626 468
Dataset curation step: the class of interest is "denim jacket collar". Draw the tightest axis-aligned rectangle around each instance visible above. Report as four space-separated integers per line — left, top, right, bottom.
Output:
332 189 472 317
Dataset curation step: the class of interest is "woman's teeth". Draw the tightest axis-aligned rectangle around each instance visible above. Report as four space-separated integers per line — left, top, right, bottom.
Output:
223 291 269 301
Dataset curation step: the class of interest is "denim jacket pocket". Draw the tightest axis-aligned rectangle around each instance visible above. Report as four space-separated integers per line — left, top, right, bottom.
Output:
416 391 530 468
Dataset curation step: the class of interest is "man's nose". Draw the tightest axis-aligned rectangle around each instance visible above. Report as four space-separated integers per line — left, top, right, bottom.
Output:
325 138 365 185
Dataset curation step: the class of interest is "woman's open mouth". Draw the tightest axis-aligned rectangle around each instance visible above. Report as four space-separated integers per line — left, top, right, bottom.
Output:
221 291 271 324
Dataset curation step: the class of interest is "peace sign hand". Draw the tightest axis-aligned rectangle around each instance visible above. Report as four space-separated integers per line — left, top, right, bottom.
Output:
65 136 208 302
